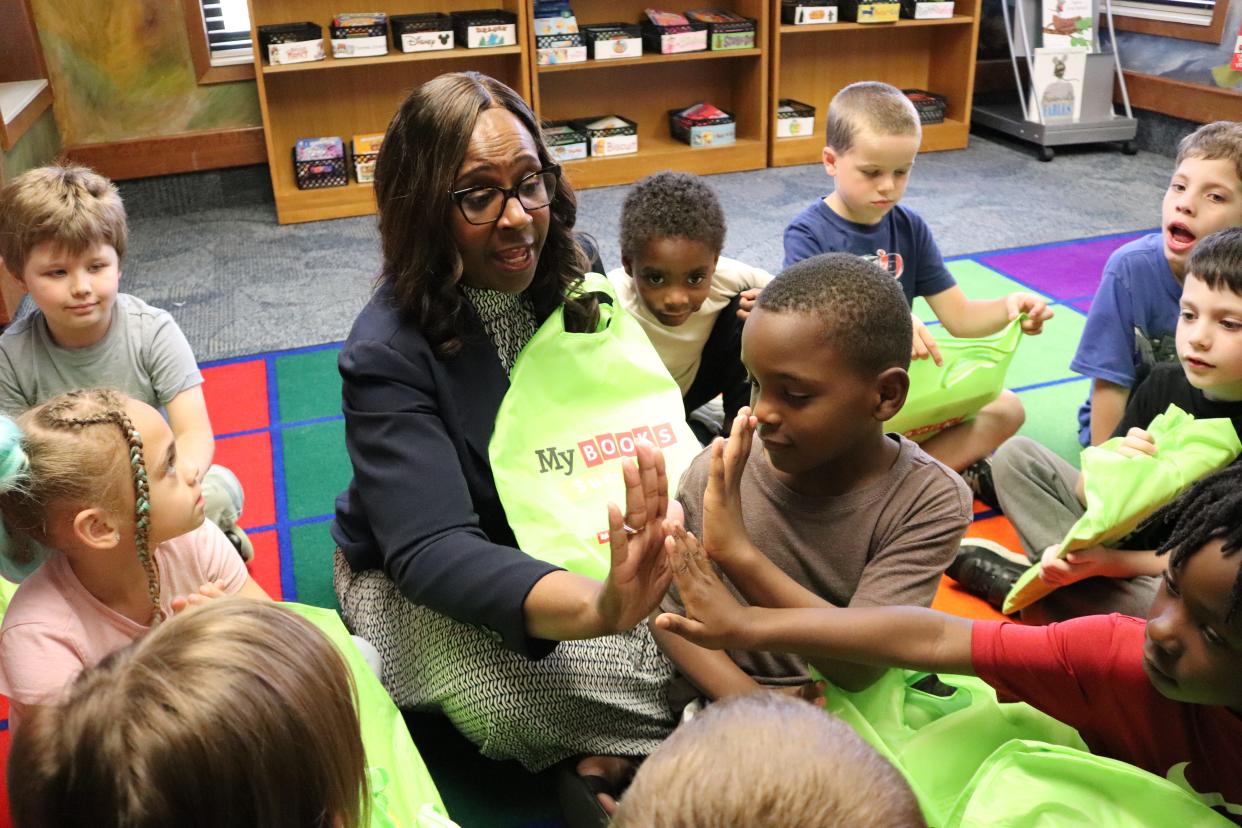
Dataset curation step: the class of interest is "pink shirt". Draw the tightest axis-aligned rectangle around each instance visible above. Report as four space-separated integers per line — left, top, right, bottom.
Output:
0 521 248 717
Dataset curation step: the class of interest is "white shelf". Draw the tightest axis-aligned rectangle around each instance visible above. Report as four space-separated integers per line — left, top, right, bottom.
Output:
0 79 48 126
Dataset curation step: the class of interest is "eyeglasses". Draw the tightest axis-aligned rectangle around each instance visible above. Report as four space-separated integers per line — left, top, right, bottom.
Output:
450 167 561 225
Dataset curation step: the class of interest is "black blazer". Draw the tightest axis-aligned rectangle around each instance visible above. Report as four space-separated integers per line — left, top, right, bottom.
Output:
332 283 559 657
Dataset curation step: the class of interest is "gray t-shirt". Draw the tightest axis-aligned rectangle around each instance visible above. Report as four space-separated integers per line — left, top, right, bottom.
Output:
669 435 972 687
0 293 202 414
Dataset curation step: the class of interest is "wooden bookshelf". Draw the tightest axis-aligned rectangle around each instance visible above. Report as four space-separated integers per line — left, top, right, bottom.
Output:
248 0 530 224
768 0 982 166
527 0 769 190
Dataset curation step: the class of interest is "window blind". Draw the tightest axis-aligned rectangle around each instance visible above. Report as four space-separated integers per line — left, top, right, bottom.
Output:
199 0 253 65
1111 0 1214 26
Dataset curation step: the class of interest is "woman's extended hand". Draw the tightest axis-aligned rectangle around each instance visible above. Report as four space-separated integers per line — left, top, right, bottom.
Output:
594 439 683 634
702 408 758 570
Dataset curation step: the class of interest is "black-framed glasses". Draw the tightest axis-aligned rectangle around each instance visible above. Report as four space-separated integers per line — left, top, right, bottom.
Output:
450 166 561 225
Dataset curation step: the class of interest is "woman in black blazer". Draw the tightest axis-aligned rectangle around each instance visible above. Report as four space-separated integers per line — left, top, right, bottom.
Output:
331 72 680 819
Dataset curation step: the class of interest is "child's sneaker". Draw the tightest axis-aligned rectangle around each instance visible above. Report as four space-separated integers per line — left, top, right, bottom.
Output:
961 457 1000 512
201 465 254 562
946 538 1029 611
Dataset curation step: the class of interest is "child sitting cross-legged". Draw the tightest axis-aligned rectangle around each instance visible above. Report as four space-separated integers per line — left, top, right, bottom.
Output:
651 253 971 707
0 388 269 725
611 691 925 828
9 599 369 828
656 420 1242 819
608 172 772 442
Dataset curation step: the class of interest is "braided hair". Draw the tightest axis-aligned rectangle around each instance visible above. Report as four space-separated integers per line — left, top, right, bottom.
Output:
1142 463 1242 622
0 389 160 625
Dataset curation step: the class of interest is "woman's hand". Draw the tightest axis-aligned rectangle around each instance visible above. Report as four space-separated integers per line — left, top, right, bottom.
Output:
654 525 753 651
911 314 943 366
593 440 682 634
702 408 758 570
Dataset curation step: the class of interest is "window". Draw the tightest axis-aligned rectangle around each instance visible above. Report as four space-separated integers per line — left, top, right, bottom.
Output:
1113 0 1231 43
182 0 254 84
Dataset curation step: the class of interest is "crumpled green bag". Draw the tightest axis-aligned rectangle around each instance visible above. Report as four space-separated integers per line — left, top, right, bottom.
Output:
285 603 458 828
945 740 1237 827
489 273 701 580
1004 404 1241 614
885 318 1024 441
818 668 1086 826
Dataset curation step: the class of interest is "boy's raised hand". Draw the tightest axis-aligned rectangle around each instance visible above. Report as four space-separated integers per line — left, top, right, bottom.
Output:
1005 292 1054 335
654 525 752 651
170 579 229 615
1117 427 1157 458
736 288 762 320
702 408 758 568
911 314 943 366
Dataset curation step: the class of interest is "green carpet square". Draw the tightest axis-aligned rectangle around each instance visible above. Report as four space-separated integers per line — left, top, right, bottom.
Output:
1005 310 1086 390
276 347 344 423
912 260 1051 323
290 521 340 610
1014 378 1089 465
282 419 351 521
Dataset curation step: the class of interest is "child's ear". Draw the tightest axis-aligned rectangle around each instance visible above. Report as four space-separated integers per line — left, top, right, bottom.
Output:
822 146 840 176
72 508 122 551
621 255 633 277
874 367 910 421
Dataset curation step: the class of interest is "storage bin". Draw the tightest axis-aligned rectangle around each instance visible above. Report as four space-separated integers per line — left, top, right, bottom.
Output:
293 137 347 190
537 32 588 64
685 9 756 50
572 114 638 157
641 10 707 53
900 0 955 17
257 22 324 65
903 89 947 124
451 9 518 48
330 13 388 58
543 121 589 162
580 23 643 59
838 0 900 21
390 13 453 52
351 133 384 183
669 102 736 148
533 11 580 35
776 98 816 138
780 1 840 23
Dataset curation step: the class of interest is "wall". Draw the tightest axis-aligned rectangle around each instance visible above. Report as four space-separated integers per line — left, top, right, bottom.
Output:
1115 0 1242 93
29 0 260 147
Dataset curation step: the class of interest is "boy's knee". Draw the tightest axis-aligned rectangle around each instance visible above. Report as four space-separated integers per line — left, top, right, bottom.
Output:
986 390 1025 433
991 435 1040 484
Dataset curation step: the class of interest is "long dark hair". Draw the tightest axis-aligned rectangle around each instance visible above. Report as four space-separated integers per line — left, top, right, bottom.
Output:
374 71 593 357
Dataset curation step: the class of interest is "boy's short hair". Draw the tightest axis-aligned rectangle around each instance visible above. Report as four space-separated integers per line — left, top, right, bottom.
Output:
827 82 921 153
612 693 926 828
0 164 128 278
1176 121 1242 186
758 252 913 375
1187 226 1242 296
619 171 726 261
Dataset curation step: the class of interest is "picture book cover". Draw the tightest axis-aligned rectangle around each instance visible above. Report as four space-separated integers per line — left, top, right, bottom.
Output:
1028 47 1088 123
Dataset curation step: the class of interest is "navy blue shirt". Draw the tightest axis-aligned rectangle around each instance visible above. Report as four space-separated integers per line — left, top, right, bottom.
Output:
783 200 957 306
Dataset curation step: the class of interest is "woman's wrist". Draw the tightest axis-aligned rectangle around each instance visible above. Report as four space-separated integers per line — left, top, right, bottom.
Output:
523 570 609 641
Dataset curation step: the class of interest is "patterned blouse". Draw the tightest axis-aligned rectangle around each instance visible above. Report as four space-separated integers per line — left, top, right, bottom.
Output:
460 285 539 375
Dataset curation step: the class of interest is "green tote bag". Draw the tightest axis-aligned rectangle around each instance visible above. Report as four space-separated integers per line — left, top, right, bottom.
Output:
489 273 702 580
285 603 458 828
885 318 1024 441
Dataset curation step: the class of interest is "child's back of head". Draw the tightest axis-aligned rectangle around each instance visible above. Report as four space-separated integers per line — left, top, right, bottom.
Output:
826 81 921 152
611 693 925 827
0 164 127 279
9 598 368 828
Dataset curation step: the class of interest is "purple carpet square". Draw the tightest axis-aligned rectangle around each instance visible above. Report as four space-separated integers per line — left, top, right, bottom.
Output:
978 232 1151 300
1071 298 1092 315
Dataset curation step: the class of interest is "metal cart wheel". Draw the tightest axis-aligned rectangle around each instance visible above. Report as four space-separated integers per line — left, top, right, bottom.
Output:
1121 140 1138 155
1039 146 1055 162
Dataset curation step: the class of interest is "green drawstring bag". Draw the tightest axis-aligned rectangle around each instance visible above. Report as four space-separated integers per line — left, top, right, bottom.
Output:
285 603 458 828
1004 404 1241 614
818 668 1086 827
945 740 1238 827
885 318 1024 441
489 273 701 580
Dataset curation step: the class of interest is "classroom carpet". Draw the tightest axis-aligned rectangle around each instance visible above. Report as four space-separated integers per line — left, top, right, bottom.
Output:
0 228 1153 828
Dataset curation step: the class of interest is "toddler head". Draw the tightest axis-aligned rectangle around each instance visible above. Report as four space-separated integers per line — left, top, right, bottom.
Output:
0 165 126 345
612 692 925 827
0 389 205 620
9 598 369 828
1163 121 1242 278
1144 463 1242 712
823 82 922 225
619 172 725 327
1176 226 1242 401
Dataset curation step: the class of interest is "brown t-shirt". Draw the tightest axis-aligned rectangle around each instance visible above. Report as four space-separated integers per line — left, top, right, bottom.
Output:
668 435 972 686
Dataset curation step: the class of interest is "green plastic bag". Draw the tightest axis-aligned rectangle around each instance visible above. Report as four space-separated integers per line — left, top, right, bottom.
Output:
1004 404 1241 614
884 317 1024 441
489 273 701 580
945 740 1237 827
819 668 1086 826
285 603 458 828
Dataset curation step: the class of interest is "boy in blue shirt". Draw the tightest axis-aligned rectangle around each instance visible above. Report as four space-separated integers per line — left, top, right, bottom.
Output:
1072 121 1242 446
783 82 1052 486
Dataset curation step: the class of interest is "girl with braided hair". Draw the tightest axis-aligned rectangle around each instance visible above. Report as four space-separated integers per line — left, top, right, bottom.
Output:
0 388 268 726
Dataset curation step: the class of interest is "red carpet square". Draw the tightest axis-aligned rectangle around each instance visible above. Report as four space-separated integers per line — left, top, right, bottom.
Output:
202 359 269 435
214 431 276 529
245 529 284 600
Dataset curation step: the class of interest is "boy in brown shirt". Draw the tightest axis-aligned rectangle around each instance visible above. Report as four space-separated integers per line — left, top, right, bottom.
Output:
655 253 972 701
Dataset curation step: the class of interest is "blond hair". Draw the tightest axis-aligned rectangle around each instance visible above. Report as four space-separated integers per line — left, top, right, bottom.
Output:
10 599 369 828
826 82 921 153
1176 121 1242 186
612 693 926 828
0 164 128 278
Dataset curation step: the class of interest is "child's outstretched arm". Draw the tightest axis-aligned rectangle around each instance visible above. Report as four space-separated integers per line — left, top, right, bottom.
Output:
655 529 976 676
165 386 215 483
926 285 1054 339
